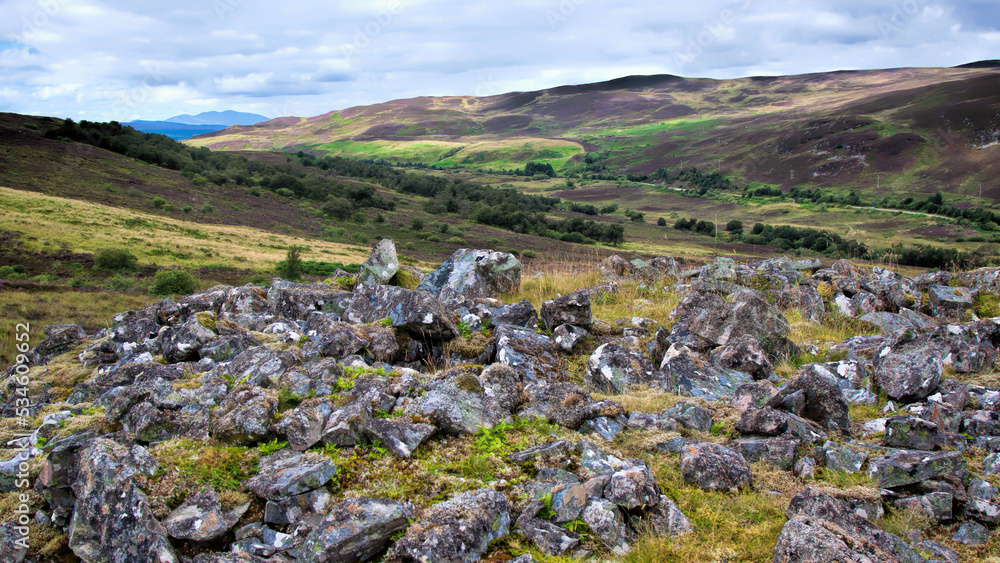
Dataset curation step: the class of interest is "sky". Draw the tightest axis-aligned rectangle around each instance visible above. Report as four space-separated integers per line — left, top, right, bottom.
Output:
1 0 998 122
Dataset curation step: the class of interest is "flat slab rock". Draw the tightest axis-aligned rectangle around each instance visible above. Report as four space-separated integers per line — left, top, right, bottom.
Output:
295 497 415 563
391 488 511 563
243 449 337 501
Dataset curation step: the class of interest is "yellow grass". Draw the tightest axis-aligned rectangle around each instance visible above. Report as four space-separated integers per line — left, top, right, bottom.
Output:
0 185 370 270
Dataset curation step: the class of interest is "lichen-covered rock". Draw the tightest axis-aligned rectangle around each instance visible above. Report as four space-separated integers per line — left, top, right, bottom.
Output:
159 313 218 363
276 398 334 451
515 511 581 556
873 331 944 403
579 415 626 441
640 495 693 538
818 441 867 474
345 283 458 340
669 289 790 354
303 315 366 359
391 488 511 563
553 323 588 352
530 468 588 523
224 346 298 388
893 492 953 521
494 325 559 381
736 407 788 436
521 381 623 430
928 284 974 321
658 353 755 402
766 364 851 435
541 289 593 331
585 343 656 394
603 461 660 510
736 437 798 470
867 449 966 488
952 521 991 545
356 239 400 287
492 299 539 329
884 416 941 451
680 442 752 491
708 334 773 380
162 488 249 541
67 438 177 563
30 323 87 365
268 280 353 321
417 249 521 304
581 498 632 555
243 449 337 501
364 417 437 458
209 386 277 445
295 497 415 563
402 368 508 435
663 402 713 432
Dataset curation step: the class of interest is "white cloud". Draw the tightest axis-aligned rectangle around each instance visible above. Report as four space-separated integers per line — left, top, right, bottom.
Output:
0 0 994 121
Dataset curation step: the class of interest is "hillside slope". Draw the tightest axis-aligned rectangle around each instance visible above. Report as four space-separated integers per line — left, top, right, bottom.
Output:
189 65 1000 199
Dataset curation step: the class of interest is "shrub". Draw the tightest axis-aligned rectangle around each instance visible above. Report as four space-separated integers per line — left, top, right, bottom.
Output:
182 205 193 214
275 245 304 281
657 217 667 226
410 218 424 231
151 270 197 296
94 247 138 271
446 236 465 244
201 204 216 214
151 196 166 209
351 232 368 245
0 265 27 280
522 250 537 259
426 235 441 242
275 188 296 198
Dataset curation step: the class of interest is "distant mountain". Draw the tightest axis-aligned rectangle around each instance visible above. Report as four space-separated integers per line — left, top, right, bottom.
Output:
126 111 268 140
187 63 1000 198
165 111 269 126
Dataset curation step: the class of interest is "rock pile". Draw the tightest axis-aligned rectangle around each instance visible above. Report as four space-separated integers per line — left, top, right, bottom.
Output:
2 243 999 562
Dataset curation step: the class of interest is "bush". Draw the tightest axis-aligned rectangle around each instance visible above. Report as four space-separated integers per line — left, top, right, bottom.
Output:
94 247 138 271
275 245 304 281
410 218 424 231
151 270 197 296
446 236 465 244
426 235 441 242
201 204 215 214
151 196 166 209
657 217 667 227
522 250 537 259
104 274 134 291
0 265 27 280
182 205 193 214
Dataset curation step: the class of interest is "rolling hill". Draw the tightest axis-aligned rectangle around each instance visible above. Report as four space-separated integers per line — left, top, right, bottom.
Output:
189 63 1000 201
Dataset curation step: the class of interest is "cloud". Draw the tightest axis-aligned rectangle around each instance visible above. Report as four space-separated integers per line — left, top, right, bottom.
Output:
0 0 995 121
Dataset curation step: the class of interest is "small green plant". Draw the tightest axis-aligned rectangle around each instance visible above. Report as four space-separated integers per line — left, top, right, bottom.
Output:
151 196 167 209
376 318 393 328
709 421 726 436
276 245 305 281
257 438 289 455
182 205 193 214
94 247 138 271
150 269 198 296
457 320 473 339
201 204 216 214
973 291 1000 318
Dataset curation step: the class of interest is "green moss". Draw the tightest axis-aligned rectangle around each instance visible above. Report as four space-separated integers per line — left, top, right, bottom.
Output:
148 438 259 492
195 311 217 331
973 292 1000 318
454 373 484 394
